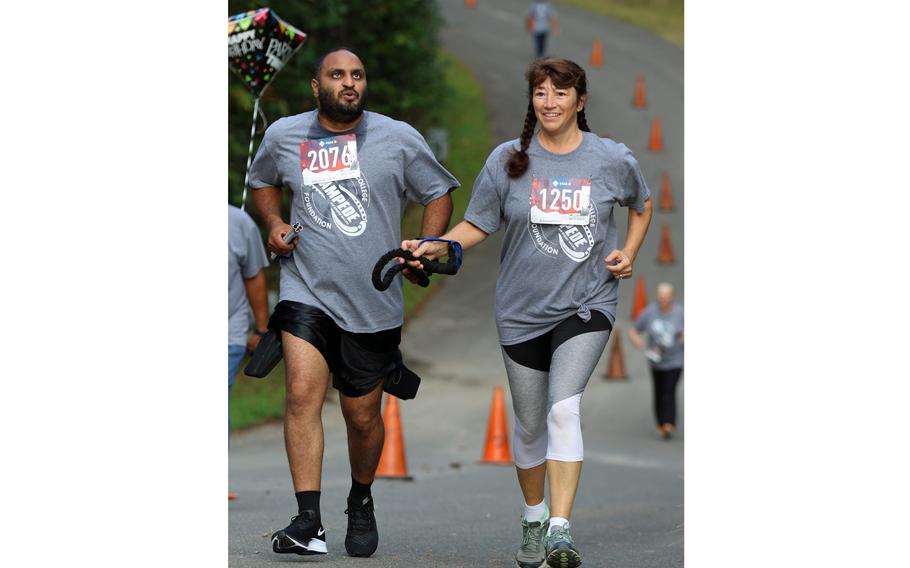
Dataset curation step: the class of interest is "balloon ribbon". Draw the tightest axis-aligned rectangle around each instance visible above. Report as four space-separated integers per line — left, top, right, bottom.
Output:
240 96 260 211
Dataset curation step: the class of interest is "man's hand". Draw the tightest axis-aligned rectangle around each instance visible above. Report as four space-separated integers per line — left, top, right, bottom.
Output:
267 223 298 258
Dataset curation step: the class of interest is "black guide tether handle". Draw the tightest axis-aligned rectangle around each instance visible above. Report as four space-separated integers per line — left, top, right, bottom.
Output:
371 242 460 291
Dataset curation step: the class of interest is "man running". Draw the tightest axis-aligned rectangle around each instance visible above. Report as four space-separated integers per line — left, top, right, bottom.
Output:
249 47 458 558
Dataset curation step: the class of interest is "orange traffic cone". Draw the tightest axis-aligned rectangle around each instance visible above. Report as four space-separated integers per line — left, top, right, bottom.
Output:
659 173 674 211
228 492 238 501
603 327 628 380
376 394 413 480
481 386 512 465
590 38 603 67
631 276 648 321
648 117 663 152
633 75 647 108
657 223 675 264
464 0 476 8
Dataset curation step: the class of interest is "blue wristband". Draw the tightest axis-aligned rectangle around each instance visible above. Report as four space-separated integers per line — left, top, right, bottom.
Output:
417 237 463 269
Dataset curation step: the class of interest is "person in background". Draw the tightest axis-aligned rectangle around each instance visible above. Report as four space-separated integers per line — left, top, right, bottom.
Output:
228 203 270 499
628 282 684 440
527 1 559 58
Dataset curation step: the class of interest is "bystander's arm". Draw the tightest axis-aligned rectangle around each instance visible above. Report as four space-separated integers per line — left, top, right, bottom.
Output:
243 269 269 353
628 326 646 351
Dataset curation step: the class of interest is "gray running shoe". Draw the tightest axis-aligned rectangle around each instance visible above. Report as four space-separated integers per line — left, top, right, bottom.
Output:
515 514 549 568
544 524 582 568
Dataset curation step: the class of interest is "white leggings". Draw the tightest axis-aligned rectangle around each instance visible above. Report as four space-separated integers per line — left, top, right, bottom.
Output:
502 329 611 468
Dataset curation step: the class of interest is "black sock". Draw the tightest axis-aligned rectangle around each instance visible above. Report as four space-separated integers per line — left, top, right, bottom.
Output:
348 475 372 502
295 490 320 515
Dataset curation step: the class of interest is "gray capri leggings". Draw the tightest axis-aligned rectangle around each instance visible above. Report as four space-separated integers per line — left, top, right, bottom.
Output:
501 312 611 468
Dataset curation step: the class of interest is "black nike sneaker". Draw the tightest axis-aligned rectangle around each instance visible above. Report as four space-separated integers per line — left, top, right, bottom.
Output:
344 495 378 557
270 510 327 555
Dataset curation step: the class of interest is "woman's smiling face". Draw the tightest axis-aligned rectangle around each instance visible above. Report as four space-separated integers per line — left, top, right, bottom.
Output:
532 77 585 136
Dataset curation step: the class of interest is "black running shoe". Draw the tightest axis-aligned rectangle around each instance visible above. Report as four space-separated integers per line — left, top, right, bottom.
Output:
344 495 378 557
270 510 327 555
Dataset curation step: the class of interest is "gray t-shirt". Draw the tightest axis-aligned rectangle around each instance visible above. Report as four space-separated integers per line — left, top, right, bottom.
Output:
248 110 459 333
465 132 650 345
229 204 269 346
528 2 556 33
634 302 684 370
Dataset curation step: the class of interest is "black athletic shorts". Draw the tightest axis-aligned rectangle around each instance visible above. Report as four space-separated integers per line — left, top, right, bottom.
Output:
268 300 403 398
502 310 613 372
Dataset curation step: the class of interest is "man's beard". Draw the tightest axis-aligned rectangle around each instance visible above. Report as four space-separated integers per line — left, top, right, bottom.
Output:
317 84 367 123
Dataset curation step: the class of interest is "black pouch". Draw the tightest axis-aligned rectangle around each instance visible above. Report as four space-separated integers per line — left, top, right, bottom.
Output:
383 363 421 400
243 329 283 378
337 336 422 400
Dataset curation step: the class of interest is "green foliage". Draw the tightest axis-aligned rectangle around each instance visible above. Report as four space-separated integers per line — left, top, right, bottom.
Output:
230 357 287 429
228 0 446 206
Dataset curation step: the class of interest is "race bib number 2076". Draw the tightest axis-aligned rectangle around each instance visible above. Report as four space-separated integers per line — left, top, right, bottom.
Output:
530 177 592 226
301 134 359 186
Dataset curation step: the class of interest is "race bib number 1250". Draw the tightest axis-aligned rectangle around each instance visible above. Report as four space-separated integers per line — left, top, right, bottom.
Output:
301 134 359 186
530 177 592 226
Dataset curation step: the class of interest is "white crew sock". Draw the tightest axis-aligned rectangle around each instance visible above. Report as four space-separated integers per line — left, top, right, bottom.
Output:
548 516 570 535
523 499 548 522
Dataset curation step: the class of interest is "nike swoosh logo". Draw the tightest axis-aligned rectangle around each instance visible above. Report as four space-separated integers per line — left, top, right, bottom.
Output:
317 527 325 537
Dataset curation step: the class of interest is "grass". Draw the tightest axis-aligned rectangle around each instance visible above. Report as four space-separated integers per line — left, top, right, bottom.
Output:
230 50 492 430
555 0 684 47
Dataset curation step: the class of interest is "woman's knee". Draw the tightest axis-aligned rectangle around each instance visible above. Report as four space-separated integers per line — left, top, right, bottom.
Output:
547 396 581 432
545 395 584 461
513 416 548 468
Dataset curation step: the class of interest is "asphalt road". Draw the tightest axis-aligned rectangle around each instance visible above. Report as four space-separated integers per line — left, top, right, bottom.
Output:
230 1 684 566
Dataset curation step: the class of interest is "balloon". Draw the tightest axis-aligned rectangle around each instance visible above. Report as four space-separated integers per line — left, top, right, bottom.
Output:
228 8 306 97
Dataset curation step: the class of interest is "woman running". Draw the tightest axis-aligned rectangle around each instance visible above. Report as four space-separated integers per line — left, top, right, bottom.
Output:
403 58 652 568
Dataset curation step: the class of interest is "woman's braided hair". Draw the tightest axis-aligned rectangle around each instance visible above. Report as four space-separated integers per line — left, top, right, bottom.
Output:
506 58 590 178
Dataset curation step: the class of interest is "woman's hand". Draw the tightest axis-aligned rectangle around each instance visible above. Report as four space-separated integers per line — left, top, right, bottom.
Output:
400 239 448 270
605 249 634 280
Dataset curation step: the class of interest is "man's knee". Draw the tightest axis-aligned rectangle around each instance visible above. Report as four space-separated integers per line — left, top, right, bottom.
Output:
345 410 380 436
282 336 330 416
285 385 324 417
285 370 327 416
342 392 382 435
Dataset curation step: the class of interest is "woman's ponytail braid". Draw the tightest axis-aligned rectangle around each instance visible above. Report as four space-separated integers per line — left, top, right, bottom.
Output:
577 108 591 132
506 101 538 178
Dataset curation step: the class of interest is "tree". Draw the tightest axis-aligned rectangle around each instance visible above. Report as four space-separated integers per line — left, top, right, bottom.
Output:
228 0 446 206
